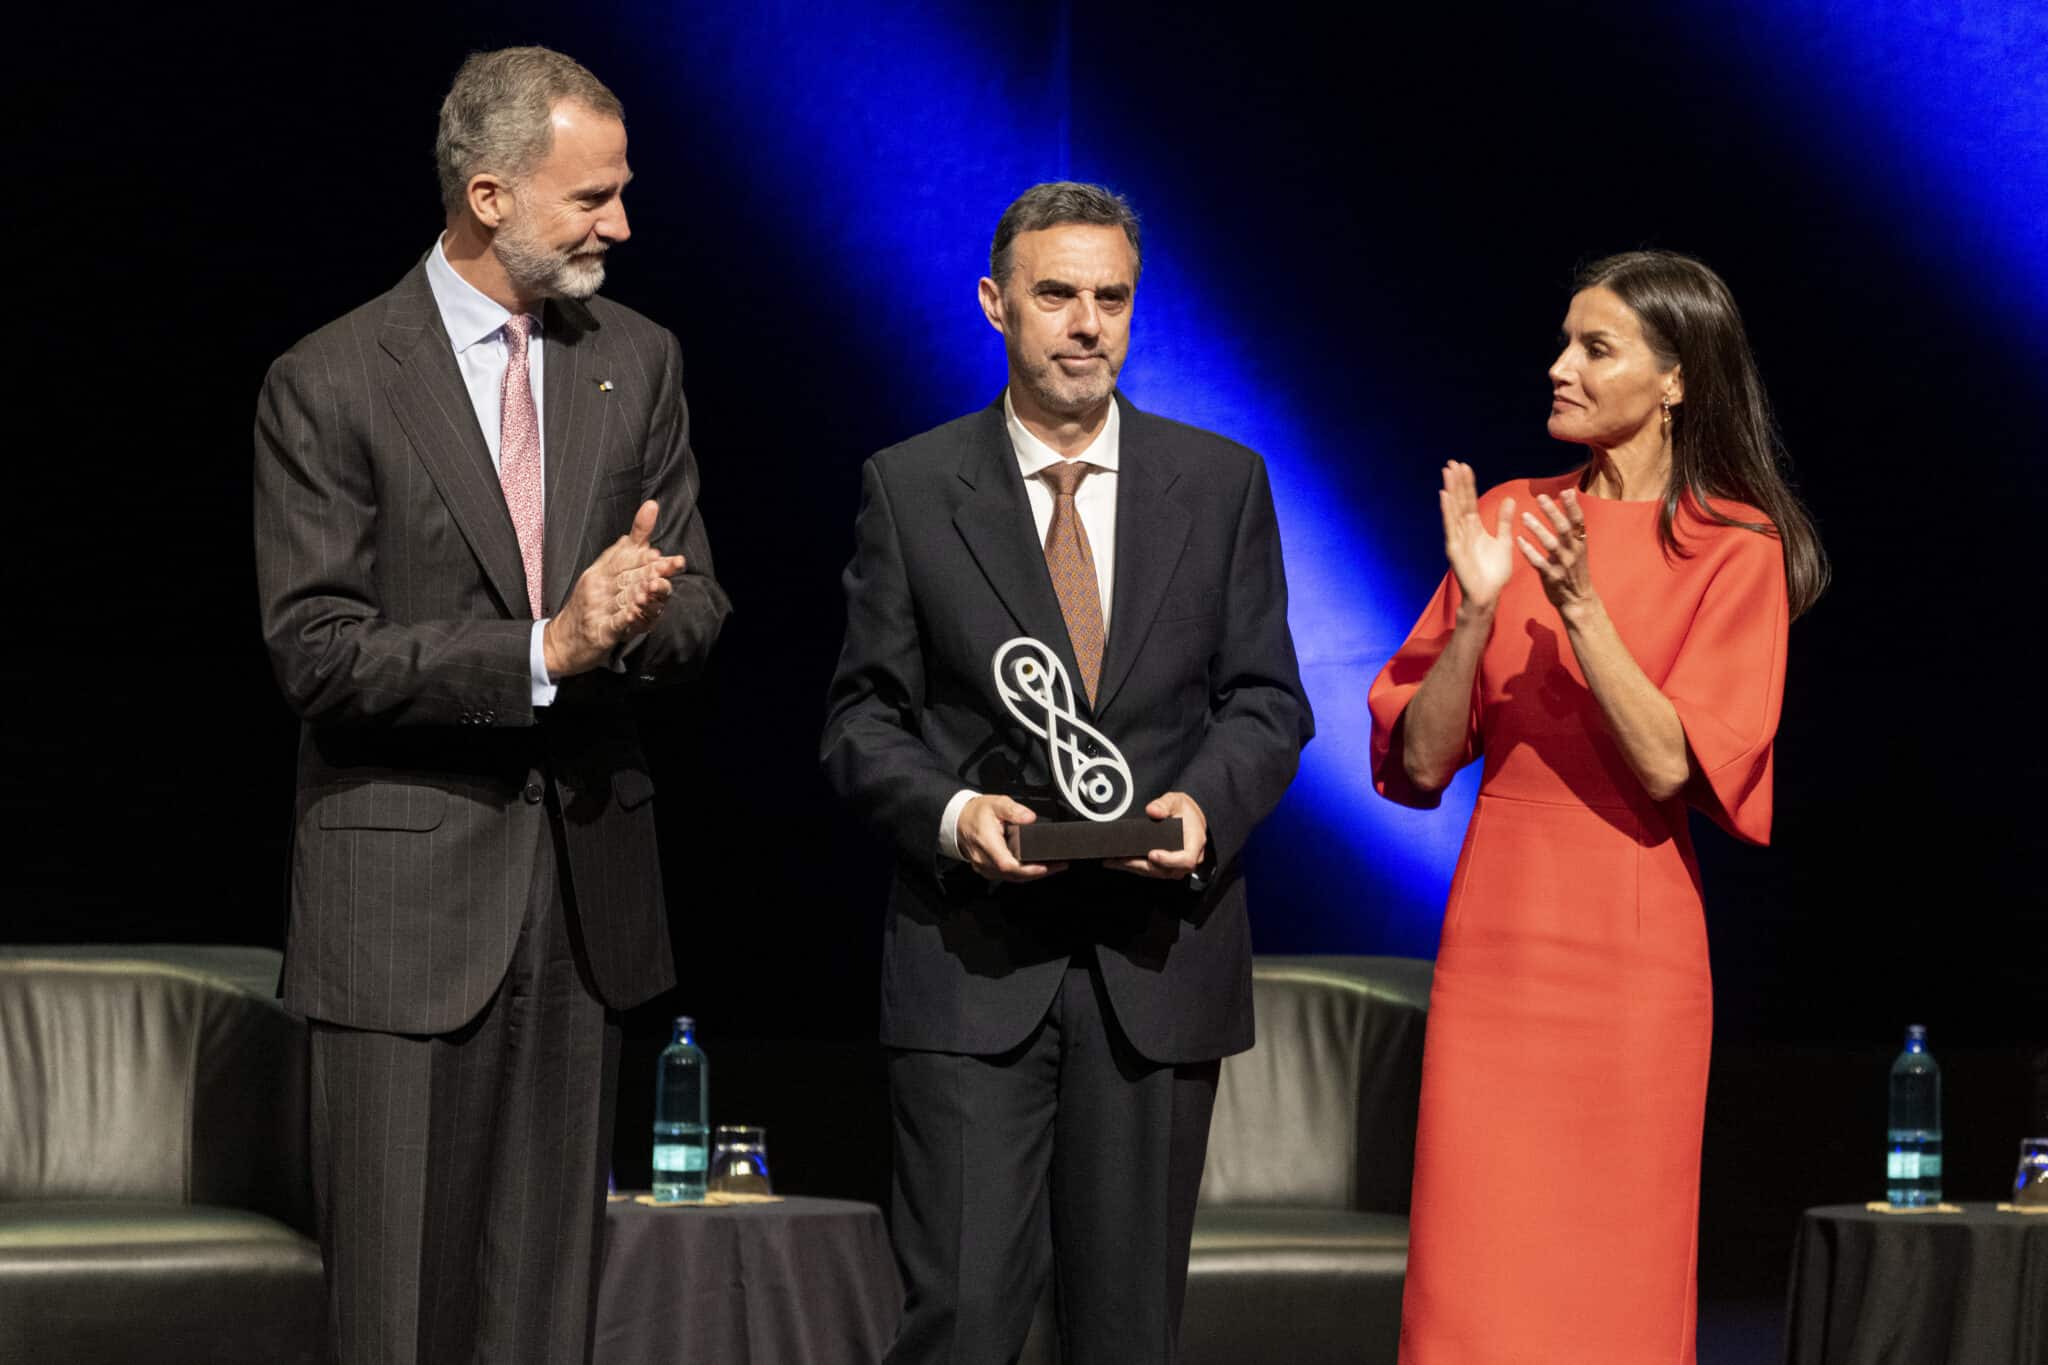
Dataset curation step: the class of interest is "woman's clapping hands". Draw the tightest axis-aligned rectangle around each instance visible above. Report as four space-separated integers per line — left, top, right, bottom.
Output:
1517 490 1598 618
1440 461 1516 613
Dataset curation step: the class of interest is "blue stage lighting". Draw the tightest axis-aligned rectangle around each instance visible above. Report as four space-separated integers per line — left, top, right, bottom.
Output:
1717 0 2048 331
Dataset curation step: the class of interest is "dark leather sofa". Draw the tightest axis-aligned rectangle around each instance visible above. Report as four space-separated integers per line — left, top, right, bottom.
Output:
1025 954 1432 1364
3 949 1427 1364
0 947 326 1364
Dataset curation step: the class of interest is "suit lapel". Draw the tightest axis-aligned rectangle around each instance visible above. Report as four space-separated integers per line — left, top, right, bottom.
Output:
1095 396 1192 718
950 402 1093 708
378 264 531 618
540 298 609 616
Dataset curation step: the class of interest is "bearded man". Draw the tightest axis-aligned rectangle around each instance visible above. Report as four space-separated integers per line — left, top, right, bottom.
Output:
821 182 1312 1364
253 46 728 1365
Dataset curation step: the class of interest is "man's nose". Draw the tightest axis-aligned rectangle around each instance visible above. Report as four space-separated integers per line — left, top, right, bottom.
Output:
1070 294 1101 337
601 200 631 245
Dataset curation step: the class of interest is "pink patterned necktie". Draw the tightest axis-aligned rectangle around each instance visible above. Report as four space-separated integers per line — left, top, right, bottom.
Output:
1040 460 1104 707
499 314 545 618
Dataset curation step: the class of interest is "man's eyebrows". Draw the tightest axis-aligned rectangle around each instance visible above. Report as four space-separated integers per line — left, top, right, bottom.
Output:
573 170 633 198
1029 277 1131 296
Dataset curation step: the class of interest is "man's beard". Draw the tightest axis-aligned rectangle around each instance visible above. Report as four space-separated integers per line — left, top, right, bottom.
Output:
494 212 607 302
1018 352 1118 417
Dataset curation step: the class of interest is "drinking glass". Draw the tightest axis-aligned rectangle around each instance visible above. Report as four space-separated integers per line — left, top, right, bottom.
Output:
709 1125 772 1196
2014 1138 2048 1208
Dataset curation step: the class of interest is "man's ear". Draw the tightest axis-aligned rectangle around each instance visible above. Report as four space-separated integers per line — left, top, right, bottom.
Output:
466 174 513 231
976 276 1008 336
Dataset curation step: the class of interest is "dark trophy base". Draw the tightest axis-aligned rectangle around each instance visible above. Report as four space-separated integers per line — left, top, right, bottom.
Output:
1007 817 1184 863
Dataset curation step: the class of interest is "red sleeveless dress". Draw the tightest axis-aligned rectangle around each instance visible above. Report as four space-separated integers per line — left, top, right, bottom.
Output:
1369 472 1787 1364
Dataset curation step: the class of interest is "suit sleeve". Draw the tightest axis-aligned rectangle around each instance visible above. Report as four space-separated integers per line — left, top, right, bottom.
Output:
254 347 537 728
608 328 732 689
820 458 975 870
1171 454 1315 873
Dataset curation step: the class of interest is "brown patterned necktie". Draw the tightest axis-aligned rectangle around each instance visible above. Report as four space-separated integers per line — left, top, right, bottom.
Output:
1039 459 1104 707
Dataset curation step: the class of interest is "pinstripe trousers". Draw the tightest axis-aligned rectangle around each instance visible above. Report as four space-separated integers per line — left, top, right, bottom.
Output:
310 797 622 1365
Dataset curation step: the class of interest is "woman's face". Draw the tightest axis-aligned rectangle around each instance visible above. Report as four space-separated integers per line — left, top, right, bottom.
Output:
1546 286 1681 449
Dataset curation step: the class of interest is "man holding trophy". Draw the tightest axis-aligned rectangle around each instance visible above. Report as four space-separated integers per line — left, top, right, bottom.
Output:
821 182 1312 1365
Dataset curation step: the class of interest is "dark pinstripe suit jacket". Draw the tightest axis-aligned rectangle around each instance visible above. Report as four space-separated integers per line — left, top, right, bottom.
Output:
821 396 1313 1064
254 260 730 1035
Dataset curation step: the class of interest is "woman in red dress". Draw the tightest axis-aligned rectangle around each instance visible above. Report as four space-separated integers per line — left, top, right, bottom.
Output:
1369 251 1827 1363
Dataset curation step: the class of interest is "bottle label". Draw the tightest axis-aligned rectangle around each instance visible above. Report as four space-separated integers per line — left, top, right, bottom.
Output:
1887 1152 1942 1179
653 1143 707 1173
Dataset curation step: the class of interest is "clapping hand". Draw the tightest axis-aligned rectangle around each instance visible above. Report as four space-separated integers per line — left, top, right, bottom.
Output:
542 500 687 678
1440 461 1515 612
1516 490 1597 618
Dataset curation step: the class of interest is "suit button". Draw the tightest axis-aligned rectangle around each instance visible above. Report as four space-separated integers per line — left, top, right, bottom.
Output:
523 781 544 804
484 709 497 724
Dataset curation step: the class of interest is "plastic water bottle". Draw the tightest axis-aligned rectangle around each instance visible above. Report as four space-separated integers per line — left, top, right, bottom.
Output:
653 1016 708 1202
1886 1023 1942 1206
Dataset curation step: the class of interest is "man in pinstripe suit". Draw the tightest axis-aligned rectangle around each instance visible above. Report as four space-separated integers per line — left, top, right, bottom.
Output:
253 48 729 1364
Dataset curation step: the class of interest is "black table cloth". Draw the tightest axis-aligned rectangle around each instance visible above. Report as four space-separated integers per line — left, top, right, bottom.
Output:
1785 1203 2048 1364
594 1195 902 1365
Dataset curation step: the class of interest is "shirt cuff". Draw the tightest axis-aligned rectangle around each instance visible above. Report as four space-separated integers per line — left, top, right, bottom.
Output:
530 620 559 708
938 788 979 860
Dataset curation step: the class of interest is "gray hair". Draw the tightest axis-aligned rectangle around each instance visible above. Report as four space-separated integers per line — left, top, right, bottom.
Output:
435 47 624 216
988 182 1142 286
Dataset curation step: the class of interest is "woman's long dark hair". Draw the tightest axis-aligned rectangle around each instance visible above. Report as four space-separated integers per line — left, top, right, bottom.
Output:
1576 250 1829 618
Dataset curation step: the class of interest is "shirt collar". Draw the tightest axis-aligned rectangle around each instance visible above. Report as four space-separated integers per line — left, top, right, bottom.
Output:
1003 389 1121 480
425 234 539 354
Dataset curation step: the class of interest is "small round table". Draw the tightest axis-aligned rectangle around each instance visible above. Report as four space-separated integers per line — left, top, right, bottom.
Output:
594 1195 902 1365
1784 1203 2048 1364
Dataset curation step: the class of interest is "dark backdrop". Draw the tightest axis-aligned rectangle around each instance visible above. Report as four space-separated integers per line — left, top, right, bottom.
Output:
10 0 2044 1329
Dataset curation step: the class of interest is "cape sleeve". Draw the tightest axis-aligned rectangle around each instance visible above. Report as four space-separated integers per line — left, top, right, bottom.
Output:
1367 570 1483 809
1666 529 1788 845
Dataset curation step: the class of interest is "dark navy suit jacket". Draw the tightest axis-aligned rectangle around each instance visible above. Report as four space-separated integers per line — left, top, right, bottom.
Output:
821 393 1312 1064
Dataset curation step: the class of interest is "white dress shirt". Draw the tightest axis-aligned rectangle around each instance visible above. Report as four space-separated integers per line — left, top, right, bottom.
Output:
939 392 1122 859
423 235 558 707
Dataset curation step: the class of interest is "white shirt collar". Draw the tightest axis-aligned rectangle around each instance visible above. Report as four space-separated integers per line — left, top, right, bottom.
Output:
425 234 538 354
1003 389 1121 478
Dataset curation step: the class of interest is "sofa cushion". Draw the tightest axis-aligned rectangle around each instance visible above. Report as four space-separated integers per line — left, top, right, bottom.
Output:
0 954 312 1233
1189 1205 1411 1270
1200 956 1431 1213
1183 1206 1409 1365
0 1200 325 1365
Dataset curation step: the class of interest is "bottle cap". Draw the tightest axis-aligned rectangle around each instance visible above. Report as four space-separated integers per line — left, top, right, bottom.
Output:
1906 1023 1927 1043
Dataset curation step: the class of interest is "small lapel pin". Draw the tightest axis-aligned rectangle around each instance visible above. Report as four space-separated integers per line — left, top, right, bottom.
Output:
597 379 615 393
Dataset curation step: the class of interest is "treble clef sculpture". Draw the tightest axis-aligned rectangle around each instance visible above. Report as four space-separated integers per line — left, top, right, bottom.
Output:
992 637 1134 822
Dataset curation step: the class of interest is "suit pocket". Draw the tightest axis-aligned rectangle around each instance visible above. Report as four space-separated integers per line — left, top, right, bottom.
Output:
613 768 656 810
314 783 448 831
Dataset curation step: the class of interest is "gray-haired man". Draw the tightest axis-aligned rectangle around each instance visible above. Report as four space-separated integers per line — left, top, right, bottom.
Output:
822 182 1312 1363
254 47 728 1363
